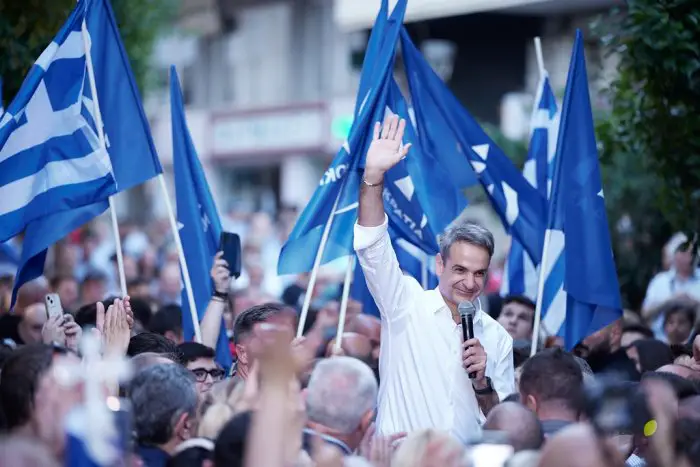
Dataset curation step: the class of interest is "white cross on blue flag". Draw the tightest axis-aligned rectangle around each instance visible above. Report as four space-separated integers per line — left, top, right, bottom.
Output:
0 1 116 242
5 0 162 310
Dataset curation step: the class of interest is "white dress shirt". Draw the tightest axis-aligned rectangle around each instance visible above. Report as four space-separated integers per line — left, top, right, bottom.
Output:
642 268 700 340
354 217 515 444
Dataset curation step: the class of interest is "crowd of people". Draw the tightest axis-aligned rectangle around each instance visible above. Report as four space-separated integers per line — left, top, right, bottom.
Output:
0 117 699 467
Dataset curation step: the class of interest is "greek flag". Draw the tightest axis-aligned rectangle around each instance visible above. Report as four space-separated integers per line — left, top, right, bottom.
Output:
540 31 621 349
6 0 162 309
0 0 116 242
501 75 559 301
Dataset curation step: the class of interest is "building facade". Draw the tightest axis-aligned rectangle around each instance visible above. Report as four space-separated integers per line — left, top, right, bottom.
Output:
140 0 621 231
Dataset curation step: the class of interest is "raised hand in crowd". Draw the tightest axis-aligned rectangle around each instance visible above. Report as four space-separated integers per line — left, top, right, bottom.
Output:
97 298 131 357
41 313 66 346
211 251 231 294
61 313 82 352
364 114 412 182
200 251 231 349
244 322 307 467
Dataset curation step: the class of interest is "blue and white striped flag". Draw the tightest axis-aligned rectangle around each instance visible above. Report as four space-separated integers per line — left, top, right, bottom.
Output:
6 0 162 309
0 0 119 242
540 31 621 349
501 75 559 301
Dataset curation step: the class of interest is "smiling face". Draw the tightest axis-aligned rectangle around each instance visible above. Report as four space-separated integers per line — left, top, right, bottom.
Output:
436 241 491 308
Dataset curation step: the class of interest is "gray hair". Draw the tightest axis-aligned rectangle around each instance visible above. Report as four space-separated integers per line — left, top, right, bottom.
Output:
438 220 495 260
305 356 378 434
129 363 198 445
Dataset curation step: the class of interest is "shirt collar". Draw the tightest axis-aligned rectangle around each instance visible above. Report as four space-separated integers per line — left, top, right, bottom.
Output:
303 428 352 455
426 287 483 323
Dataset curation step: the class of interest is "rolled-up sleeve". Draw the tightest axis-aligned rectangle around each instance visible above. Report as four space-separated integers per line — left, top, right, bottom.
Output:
354 215 410 323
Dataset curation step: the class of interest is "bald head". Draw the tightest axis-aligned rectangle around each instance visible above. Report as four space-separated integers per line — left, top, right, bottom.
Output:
17 303 48 345
14 278 49 314
327 333 372 362
346 315 381 359
483 402 543 452
539 423 624 467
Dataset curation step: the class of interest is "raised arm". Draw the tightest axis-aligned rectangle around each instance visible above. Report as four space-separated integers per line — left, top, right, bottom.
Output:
354 115 413 322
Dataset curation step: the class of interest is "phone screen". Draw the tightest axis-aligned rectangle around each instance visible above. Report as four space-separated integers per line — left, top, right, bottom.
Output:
219 232 241 278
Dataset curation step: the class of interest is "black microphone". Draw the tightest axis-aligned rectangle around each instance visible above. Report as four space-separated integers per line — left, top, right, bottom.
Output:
458 301 477 379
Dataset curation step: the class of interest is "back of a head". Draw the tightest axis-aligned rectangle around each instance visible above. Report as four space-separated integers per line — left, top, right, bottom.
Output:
0 344 54 430
305 356 378 434
130 352 177 375
483 402 543 452
233 302 285 345
74 298 117 328
127 332 181 362
128 297 153 331
178 342 216 365
631 339 675 373
519 348 583 412
392 429 464 467
129 363 197 446
214 411 252 467
539 423 624 467
149 305 183 336
14 278 49 314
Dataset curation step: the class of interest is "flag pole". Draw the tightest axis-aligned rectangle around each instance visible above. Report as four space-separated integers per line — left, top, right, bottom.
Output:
296 187 344 338
80 18 127 297
334 255 354 351
157 174 202 342
530 229 553 356
534 37 546 81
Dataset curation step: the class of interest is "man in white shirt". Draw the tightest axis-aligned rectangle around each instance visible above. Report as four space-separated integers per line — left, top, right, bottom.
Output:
642 238 700 340
354 114 514 444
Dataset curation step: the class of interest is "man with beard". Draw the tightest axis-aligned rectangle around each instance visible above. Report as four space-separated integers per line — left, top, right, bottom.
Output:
575 320 640 381
354 115 514 443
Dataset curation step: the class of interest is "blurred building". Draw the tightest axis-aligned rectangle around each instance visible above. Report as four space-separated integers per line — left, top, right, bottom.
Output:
140 0 622 224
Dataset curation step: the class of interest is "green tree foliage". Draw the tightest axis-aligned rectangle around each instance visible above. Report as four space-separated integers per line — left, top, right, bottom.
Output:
594 0 700 308
0 0 178 105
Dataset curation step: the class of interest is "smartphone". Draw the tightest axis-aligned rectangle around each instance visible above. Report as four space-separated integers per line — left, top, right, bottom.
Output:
45 293 63 319
219 232 241 279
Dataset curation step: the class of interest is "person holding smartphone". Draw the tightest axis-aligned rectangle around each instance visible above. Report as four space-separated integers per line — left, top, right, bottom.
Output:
354 115 514 444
